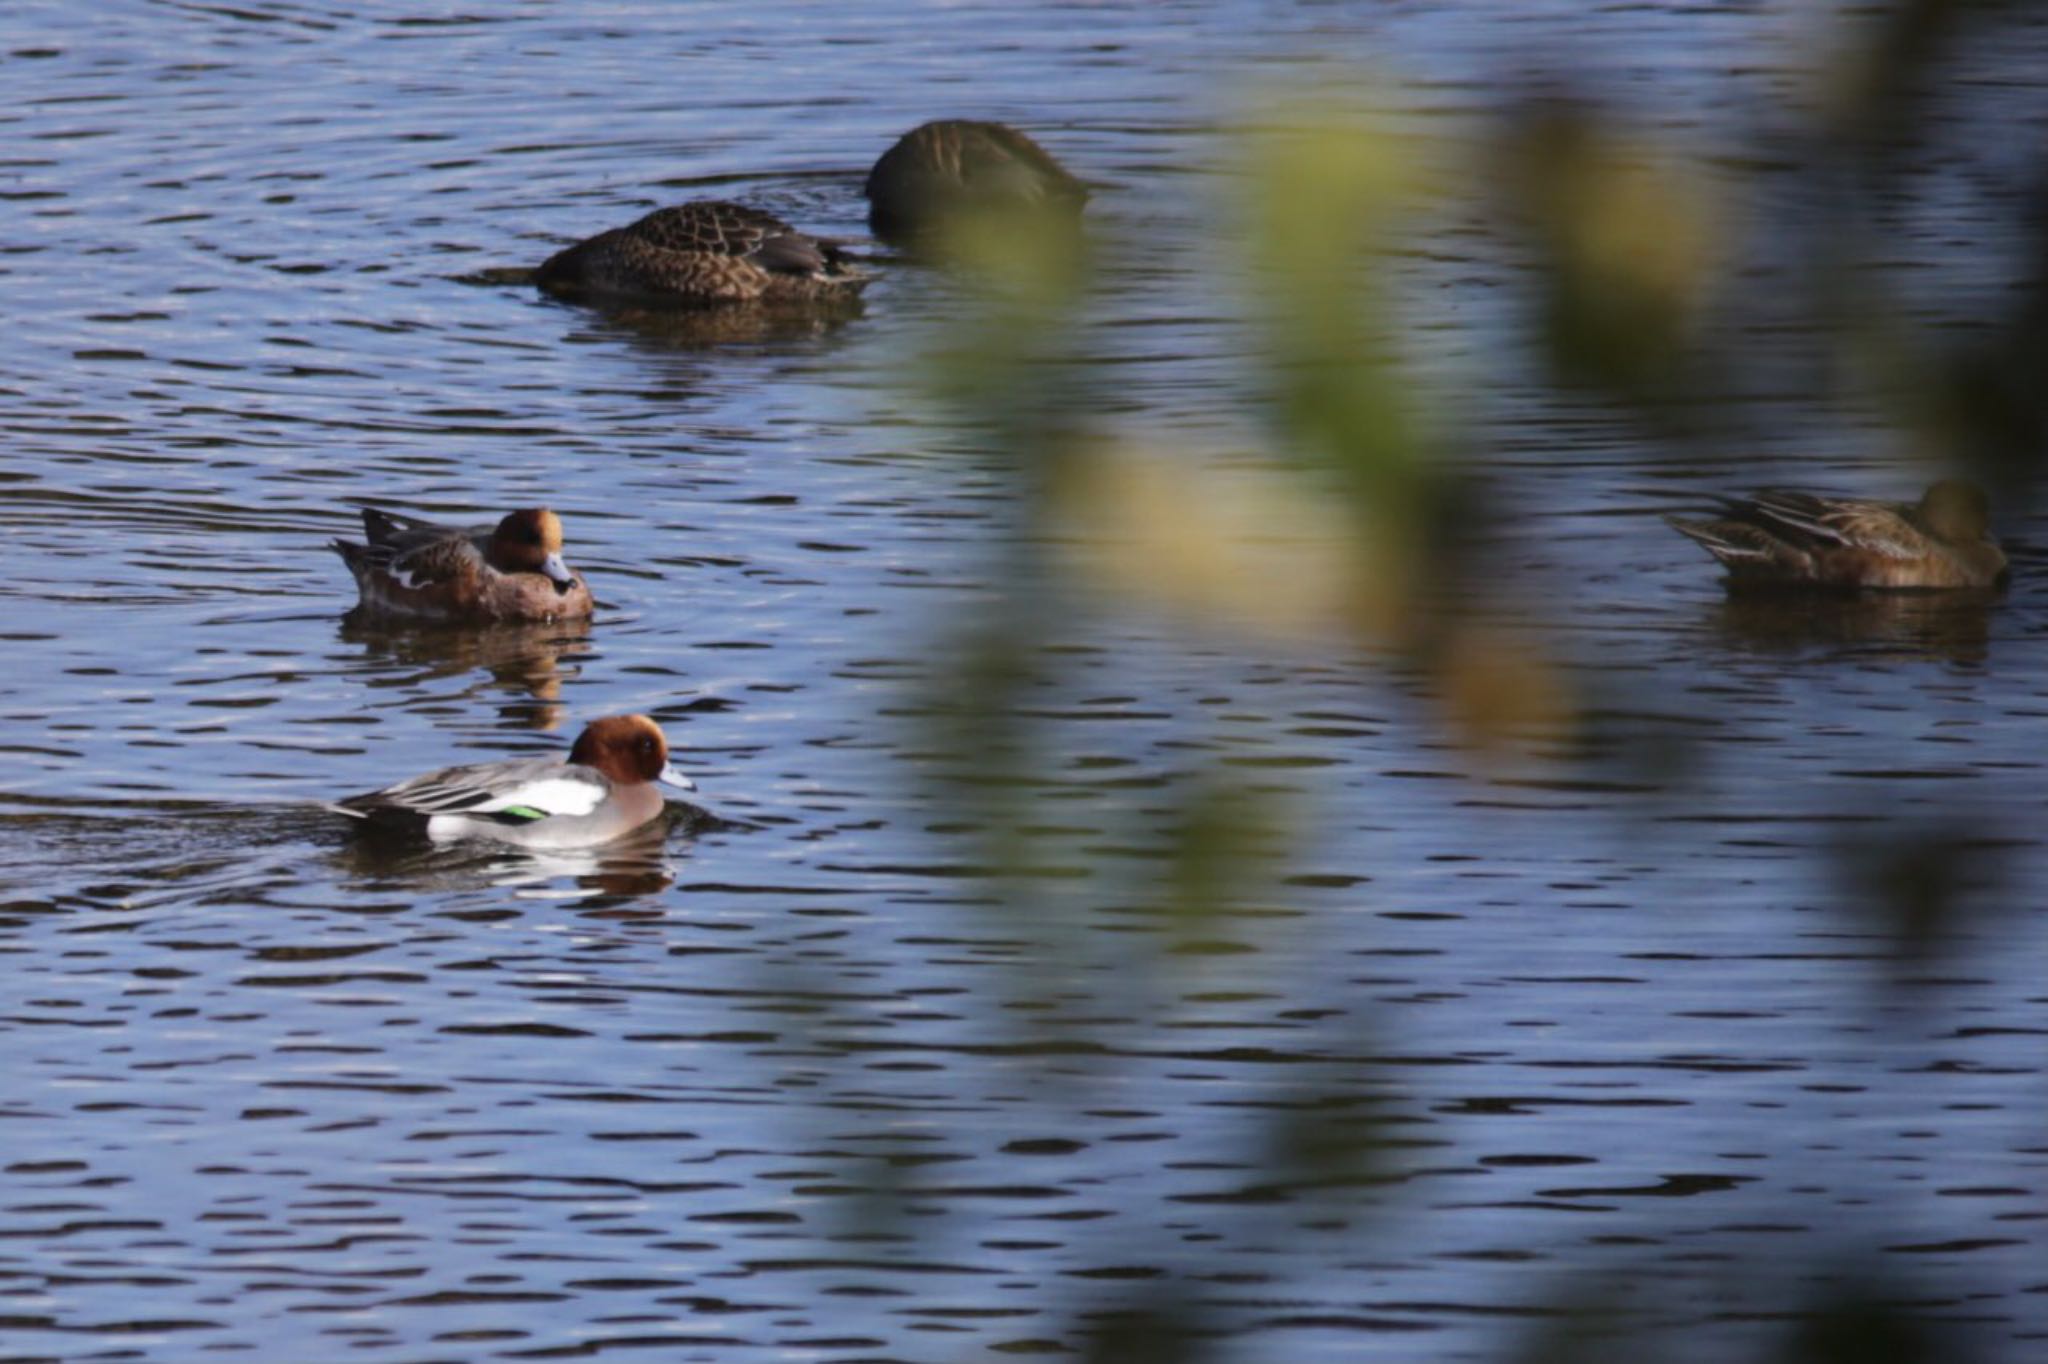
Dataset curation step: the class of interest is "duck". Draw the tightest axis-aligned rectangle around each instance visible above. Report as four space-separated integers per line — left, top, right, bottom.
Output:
864 119 1088 244
333 714 694 849
332 506 595 622
534 199 866 306
1666 479 2008 590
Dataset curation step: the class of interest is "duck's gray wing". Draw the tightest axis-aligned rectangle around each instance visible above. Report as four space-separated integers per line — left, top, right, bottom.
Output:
341 757 608 822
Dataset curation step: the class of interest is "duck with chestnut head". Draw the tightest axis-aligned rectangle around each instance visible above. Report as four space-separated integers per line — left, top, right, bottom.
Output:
333 714 694 849
332 505 595 622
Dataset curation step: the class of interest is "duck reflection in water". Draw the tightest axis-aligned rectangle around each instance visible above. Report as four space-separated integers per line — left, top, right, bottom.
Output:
557 291 867 350
1699 588 1999 664
339 614 594 731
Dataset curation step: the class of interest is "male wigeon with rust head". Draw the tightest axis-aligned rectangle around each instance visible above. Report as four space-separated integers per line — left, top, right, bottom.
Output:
332 506 595 622
333 714 694 849
1667 479 2008 591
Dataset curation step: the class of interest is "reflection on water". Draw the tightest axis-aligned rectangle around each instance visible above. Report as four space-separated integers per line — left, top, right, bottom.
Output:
458 260 871 348
1700 587 2001 663
340 613 595 728
547 292 871 349
0 2 2045 1362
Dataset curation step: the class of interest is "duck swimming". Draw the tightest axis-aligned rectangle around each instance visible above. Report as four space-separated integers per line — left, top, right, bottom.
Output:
1666 480 2007 590
535 199 865 307
333 714 693 849
864 119 1088 244
332 506 595 623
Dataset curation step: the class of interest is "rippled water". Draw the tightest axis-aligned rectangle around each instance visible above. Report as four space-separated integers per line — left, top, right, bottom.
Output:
4 3 2048 1361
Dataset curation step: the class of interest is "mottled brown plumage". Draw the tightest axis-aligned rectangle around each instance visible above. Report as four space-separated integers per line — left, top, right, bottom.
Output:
864 120 1088 243
535 200 865 306
332 507 595 622
1667 480 2007 590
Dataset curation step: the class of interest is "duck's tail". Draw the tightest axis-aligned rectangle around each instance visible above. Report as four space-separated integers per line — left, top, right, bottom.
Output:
330 537 370 577
1665 515 1779 568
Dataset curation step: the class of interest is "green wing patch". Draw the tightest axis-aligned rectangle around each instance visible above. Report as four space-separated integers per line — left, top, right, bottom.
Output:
488 805 549 825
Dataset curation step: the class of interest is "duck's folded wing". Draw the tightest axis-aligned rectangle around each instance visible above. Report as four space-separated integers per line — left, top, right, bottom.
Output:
632 203 771 254
343 758 609 822
375 533 486 587
636 203 832 277
1666 516 1785 565
1744 491 1844 541
362 507 452 546
360 508 502 568
1747 492 1927 558
746 229 834 277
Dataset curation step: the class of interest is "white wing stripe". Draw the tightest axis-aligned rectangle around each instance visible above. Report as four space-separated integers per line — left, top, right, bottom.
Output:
476 775 607 817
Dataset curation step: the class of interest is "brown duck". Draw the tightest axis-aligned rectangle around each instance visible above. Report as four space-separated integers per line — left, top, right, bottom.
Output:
1667 480 2007 590
535 200 865 306
864 119 1088 243
332 506 595 622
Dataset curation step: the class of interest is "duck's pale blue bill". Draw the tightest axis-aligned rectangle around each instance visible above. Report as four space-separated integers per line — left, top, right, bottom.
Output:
540 551 578 591
658 763 696 793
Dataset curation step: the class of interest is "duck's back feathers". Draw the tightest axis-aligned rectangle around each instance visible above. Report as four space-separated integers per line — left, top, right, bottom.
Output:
335 508 487 588
358 506 490 559
338 756 608 822
536 200 866 306
625 201 842 273
1747 490 1930 557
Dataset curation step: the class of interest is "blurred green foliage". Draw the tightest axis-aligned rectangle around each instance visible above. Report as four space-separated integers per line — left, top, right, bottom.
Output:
895 1 2040 1356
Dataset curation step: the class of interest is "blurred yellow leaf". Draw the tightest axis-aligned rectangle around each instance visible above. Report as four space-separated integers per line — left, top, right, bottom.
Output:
1437 620 1576 754
1046 436 1408 642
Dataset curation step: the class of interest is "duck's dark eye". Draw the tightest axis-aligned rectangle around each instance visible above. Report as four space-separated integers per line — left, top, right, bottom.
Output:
523 526 545 546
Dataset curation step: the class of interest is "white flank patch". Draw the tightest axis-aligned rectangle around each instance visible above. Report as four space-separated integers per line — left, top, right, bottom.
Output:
480 776 605 817
424 813 471 842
